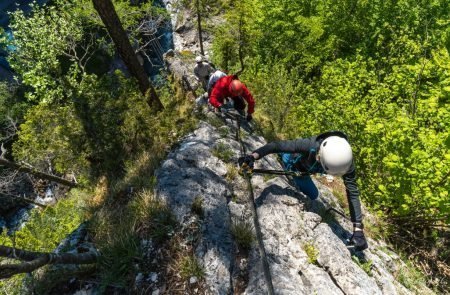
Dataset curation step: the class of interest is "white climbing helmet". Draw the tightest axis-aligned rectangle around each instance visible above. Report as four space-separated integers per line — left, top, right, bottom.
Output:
195 56 203 63
318 136 353 176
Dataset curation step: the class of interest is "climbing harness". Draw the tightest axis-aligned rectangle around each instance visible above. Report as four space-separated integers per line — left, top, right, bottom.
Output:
225 110 275 294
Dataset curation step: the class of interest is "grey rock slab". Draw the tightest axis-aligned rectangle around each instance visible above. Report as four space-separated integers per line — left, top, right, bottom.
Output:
245 178 343 294
313 223 382 295
156 122 234 294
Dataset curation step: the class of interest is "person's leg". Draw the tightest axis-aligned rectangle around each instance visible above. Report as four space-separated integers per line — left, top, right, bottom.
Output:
280 153 319 200
292 175 319 200
232 96 246 115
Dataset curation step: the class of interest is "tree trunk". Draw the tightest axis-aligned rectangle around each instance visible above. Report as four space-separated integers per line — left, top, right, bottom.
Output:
92 0 163 111
0 158 76 187
235 15 245 76
196 0 204 56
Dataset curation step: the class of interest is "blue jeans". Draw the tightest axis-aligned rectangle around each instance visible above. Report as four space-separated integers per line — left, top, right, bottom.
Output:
281 153 319 200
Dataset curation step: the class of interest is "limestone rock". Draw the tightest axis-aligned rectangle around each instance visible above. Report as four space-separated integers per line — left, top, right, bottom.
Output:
156 118 434 294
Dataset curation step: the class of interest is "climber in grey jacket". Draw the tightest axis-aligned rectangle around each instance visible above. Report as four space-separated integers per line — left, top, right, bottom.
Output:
194 56 215 91
238 131 368 251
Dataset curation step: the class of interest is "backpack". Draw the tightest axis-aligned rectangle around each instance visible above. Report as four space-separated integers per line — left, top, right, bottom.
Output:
207 70 227 93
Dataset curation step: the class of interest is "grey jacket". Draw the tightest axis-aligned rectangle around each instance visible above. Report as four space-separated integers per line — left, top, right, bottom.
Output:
253 131 363 223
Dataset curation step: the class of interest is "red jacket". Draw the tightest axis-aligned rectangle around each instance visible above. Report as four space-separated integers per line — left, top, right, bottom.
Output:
209 75 255 114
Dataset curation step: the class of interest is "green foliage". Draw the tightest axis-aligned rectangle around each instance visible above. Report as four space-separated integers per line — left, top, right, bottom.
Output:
211 0 259 72
0 189 87 292
303 242 319 265
2 0 197 291
212 142 234 162
92 190 176 288
8 3 84 104
178 255 205 280
0 82 27 125
0 274 27 295
396 259 429 292
0 200 81 292
352 256 373 276
8 0 179 179
0 190 86 251
231 217 254 250
13 103 89 174
7 0 153 178
130 190 177 243
191 196 204 217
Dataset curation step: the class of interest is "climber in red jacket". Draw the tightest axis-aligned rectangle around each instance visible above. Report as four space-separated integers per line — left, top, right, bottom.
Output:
209 75 255 121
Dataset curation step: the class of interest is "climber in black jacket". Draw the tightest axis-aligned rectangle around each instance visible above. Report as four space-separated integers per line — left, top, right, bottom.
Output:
238 131 368 251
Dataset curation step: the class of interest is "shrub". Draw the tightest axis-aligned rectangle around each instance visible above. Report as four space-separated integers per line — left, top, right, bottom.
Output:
231 217 254 250
303 242 319 265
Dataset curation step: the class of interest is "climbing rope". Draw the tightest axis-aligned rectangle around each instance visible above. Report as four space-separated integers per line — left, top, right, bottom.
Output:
222 110 275 294
252 168 307 178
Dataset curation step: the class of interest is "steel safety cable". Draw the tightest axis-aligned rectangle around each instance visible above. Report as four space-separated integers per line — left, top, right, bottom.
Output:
227 112 275 294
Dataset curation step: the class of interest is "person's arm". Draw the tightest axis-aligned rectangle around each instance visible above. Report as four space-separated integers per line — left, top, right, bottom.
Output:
207 64 215 75
209 85 223 109
342 163 363 224
343 164 368 250
241 86 255 114
251 137 316 159
194 66 200 80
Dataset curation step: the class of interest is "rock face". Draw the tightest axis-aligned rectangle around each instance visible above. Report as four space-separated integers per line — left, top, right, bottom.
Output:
162 0 217 56
156 116 424 294
162 0 225 99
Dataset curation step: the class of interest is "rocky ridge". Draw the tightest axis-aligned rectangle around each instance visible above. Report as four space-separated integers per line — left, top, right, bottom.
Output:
155 115 431 294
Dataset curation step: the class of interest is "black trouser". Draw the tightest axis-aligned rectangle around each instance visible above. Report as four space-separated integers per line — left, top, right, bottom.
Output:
232 96 246 113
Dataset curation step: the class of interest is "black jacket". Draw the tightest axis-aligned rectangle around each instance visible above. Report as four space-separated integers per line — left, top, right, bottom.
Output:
253 131 363 223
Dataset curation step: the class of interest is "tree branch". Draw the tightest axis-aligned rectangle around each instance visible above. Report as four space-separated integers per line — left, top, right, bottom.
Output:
0 158 77 187
0 245 99 279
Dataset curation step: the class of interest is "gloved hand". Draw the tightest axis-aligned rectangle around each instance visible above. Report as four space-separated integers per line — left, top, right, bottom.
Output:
238 154 255 170
349 230 368 251
246 114 253 122
217 105 227 113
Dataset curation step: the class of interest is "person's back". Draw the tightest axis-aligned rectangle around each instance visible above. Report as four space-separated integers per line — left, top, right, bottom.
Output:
194 62 214 80
194 70 226 109
207 70 227 94
194 56 215 91
209 75 255 120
